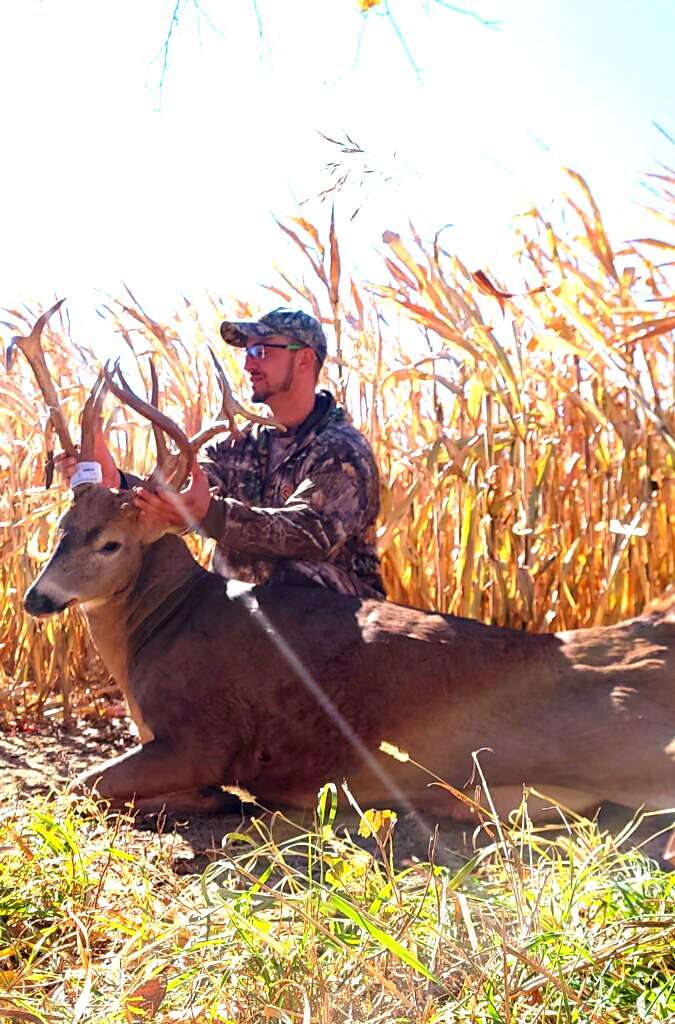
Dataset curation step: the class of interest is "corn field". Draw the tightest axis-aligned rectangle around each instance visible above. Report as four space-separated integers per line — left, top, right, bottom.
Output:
1 166 673 725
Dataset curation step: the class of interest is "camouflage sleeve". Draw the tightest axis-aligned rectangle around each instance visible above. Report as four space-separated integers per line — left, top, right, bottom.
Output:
200 450 377 561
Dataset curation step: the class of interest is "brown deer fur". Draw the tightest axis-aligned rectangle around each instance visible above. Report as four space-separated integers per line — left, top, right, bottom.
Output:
24 485 675 820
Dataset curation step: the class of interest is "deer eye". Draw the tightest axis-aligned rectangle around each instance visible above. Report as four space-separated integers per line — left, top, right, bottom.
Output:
99 541 122 555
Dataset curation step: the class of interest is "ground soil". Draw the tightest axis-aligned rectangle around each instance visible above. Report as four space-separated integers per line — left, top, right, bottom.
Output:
2 713 673 874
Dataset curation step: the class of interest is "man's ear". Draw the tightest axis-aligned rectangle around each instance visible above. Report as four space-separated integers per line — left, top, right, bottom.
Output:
298 347 318 378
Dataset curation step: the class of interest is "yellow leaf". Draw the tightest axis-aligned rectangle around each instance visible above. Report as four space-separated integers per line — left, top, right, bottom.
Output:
358 808 398 839
3 824 34 860
465 375 483 421
529 330 588 359
359 0 382 9
329 204 341 306
290 216 324 255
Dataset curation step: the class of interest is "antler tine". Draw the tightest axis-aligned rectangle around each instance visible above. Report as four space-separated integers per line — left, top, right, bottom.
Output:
7 298 77 458
188 347 286 450
79 368 108 462
148 358 170 470
103 361 194 491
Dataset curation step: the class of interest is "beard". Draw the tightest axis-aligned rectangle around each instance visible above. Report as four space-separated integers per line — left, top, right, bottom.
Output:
250 362 295 404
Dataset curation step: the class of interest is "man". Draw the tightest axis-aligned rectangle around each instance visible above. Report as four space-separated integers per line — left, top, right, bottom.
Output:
63 308 385 600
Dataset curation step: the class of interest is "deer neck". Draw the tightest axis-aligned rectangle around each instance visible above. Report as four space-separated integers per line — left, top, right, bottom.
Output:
83 534 204 702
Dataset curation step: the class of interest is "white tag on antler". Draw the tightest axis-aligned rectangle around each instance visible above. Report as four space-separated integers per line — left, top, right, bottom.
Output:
71 461 103 488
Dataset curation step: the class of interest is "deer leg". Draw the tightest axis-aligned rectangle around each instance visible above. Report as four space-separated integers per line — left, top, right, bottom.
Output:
131 787 241 816
71 739 226 808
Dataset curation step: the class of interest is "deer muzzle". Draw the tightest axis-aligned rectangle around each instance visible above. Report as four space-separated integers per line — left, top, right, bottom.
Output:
24 580 75 617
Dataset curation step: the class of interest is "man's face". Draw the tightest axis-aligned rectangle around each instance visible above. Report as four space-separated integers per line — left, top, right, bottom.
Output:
244 335 300 404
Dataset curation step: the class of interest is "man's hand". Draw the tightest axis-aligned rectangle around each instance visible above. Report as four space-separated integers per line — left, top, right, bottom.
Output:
132 463 212 531
55 422 121 489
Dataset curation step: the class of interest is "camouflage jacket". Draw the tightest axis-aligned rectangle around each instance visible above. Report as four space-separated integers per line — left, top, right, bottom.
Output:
199 391 385 599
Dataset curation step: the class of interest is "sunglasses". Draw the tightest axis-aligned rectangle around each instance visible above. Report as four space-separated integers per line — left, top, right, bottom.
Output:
244 341 306 360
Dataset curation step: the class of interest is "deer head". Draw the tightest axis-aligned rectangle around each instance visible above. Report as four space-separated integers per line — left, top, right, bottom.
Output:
12 301 284 617
24 486 151 616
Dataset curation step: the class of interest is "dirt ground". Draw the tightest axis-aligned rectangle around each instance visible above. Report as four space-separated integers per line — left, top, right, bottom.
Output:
2 714 673 874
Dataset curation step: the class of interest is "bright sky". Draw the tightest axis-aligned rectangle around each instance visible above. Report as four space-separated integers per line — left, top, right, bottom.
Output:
1 0 673 344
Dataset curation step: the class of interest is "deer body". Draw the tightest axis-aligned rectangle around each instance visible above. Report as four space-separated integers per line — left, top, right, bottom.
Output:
12 303 675 820
25 489 675 818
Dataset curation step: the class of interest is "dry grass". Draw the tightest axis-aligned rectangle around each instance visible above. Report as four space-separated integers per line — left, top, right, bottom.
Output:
1 163 675 1024
1 165 674 723
1 785 674 1022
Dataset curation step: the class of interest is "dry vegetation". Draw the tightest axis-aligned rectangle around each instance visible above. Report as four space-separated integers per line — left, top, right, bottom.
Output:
1 165 674 1021
1 165 673 724
2 788 675 1022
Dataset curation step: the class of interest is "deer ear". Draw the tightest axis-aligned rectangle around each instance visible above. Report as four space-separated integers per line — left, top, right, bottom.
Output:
118 499 147 532
138 520 175 545
71 482 101 501
117 497 183 545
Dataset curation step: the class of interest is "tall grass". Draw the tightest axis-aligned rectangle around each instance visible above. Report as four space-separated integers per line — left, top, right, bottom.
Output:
1 787 674 1022
1 166 673 722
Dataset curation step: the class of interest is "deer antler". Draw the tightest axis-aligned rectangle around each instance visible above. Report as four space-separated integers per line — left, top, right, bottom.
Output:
103 362 195 491
6 298 77 459
187 348 286 449
148 358 170 469
79 368 108 462
7 299 110 489
106 350 286 493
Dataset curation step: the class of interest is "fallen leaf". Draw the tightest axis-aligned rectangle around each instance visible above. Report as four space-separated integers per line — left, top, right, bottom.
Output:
124 973 167 1021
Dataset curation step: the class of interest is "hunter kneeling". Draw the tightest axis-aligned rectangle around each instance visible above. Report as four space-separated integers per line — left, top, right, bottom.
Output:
61 308 385 601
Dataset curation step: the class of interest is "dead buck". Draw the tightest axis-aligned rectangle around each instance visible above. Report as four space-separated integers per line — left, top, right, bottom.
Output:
11 303 675 820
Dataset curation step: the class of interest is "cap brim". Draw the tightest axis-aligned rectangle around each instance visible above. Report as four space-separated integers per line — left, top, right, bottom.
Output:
220 320 279 347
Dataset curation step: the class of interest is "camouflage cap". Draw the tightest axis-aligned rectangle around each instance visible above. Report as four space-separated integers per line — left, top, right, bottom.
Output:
220 308 327 366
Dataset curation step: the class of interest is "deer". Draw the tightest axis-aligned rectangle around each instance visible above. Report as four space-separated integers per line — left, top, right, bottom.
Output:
9 302 675 822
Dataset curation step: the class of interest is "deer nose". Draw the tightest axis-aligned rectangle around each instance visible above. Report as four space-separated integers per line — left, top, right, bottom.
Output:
24 585 66 617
